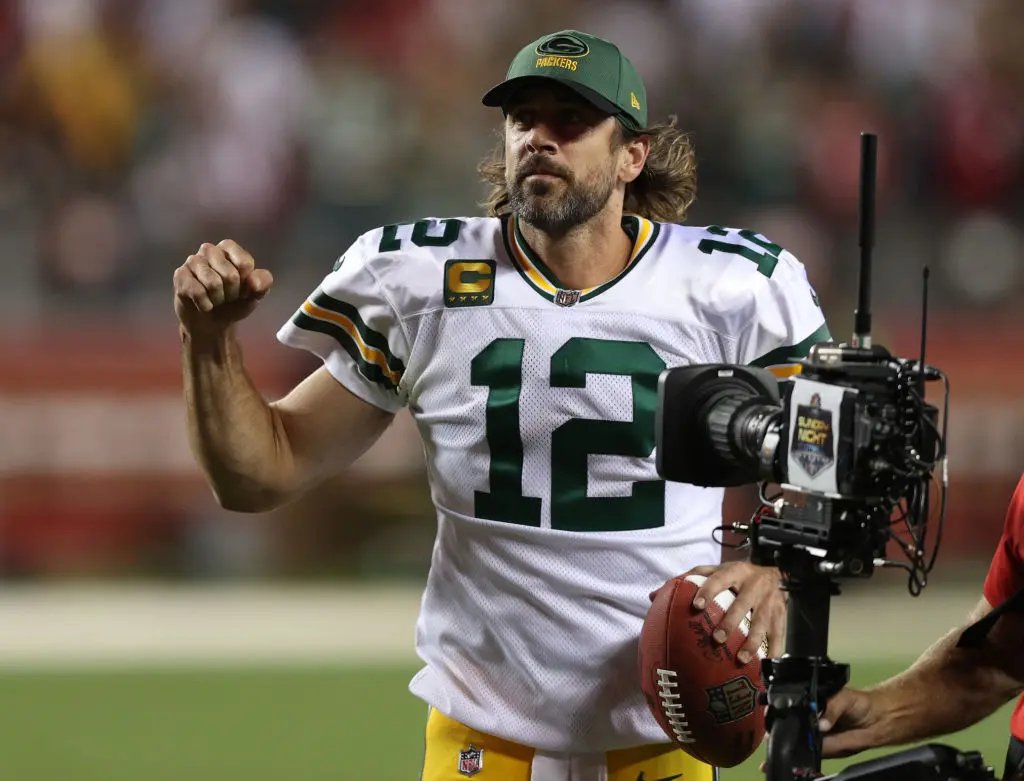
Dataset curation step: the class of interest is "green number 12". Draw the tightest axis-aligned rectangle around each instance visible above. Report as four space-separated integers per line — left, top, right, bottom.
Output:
471 337 666 532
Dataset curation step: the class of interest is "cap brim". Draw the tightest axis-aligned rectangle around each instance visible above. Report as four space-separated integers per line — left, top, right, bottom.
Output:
482 75 621 119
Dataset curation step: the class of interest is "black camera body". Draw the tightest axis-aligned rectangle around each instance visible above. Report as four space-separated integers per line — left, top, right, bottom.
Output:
657 341 941 580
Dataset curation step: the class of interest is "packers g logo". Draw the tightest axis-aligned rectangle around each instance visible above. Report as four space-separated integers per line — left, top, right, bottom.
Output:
536 35 589 58
444 260 496 308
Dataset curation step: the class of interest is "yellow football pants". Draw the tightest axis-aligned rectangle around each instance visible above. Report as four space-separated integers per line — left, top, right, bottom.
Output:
421 707 716 781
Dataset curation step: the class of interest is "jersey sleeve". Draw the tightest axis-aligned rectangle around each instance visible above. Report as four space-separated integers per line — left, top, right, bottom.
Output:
276 231 410 413
983 475 1024 606
733 235 832 374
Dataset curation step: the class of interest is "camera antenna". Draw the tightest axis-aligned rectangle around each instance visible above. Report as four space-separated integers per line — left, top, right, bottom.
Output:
853 132 877 349
919 265 930 396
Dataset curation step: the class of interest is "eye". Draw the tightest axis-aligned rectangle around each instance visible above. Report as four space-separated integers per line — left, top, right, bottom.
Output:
509 109 534 128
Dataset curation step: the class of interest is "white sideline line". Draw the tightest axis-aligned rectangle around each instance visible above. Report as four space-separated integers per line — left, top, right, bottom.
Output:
0 584 423 668
0 582 979 669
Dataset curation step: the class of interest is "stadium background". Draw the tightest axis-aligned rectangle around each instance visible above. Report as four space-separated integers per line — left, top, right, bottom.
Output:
0 0 1022 778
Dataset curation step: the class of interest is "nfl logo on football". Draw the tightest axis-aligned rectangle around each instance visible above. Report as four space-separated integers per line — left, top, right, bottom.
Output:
458 745 484 777
555 289 581 307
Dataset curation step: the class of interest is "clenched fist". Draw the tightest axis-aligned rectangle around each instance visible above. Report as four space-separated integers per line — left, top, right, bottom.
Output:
174 240 273 336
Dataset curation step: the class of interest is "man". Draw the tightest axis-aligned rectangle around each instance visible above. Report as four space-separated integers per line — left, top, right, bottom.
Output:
819 474 1024 780
173 29 830 781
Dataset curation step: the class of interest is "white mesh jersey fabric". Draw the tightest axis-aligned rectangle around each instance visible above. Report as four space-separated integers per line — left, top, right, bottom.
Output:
276 216 828 752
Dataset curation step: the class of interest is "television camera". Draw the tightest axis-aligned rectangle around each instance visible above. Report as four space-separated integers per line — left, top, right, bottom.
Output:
656 134 994 781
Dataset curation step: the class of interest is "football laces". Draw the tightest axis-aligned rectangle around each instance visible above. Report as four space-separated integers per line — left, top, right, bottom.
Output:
655 668 695 743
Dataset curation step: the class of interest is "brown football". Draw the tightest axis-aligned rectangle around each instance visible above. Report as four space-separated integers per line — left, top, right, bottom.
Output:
638 574 767 768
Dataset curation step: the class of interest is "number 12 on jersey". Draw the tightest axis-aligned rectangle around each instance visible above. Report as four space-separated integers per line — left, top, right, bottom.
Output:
471 337 666 533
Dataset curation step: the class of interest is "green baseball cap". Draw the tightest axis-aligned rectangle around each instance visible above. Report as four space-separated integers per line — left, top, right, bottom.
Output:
482 30 647 130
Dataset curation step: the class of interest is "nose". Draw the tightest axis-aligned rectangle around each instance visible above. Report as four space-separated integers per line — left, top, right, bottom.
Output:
523 123 558 155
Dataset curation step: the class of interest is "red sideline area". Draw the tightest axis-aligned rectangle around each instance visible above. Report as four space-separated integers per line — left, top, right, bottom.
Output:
1 320 1021 574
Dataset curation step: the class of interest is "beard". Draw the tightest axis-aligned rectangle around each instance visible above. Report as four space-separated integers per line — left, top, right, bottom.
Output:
506 156 618 238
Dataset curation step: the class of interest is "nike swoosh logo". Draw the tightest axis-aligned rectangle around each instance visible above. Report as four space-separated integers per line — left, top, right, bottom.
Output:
636 774 682 781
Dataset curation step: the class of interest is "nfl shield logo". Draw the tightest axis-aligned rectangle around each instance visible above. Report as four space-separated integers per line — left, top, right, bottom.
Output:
555 289 581 307
705 675 760 724
458 745 483 777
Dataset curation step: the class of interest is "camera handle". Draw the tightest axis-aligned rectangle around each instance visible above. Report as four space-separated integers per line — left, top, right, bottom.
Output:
762 547 848 780
760 547 996 781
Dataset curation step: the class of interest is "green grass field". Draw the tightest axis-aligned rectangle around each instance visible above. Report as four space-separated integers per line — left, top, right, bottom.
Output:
0 662 1013 781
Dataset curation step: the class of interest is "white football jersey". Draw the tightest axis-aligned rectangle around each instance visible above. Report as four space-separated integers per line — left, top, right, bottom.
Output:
276 214 830 752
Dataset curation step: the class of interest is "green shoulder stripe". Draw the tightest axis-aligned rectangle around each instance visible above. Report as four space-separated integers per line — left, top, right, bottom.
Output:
307 290 405 374
291 311 402 392
749 324 832 368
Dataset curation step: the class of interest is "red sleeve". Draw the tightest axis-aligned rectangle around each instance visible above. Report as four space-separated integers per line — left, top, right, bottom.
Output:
983 475 1024 606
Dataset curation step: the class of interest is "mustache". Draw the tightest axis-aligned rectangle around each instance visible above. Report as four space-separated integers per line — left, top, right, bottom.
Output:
516 157 570 183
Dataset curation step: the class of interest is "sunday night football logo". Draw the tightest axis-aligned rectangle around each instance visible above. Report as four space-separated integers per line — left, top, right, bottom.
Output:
791 392 835 477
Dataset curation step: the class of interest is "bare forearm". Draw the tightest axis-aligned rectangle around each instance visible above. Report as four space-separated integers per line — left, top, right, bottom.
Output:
181 327 296 511
867 626 1023 745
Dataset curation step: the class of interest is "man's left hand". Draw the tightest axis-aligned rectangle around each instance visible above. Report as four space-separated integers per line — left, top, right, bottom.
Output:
685 562 786 665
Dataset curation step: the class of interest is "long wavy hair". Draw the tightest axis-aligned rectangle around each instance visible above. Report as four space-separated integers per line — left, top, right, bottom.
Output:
478 116 698 223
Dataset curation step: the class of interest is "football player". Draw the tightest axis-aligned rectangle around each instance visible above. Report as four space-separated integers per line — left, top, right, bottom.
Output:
173 29 831 781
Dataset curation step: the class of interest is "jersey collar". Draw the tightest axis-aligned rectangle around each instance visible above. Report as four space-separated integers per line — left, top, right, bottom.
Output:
501 214 661 305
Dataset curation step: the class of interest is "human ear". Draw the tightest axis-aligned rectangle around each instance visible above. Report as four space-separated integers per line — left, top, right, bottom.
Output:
620 134 649 184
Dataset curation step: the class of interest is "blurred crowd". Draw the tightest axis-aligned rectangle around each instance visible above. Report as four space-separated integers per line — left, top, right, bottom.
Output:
0 0 1022 328
0 0 1022 580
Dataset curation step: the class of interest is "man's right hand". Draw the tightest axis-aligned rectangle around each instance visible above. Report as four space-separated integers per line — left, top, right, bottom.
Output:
818 686 886 758
173 240 274 337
